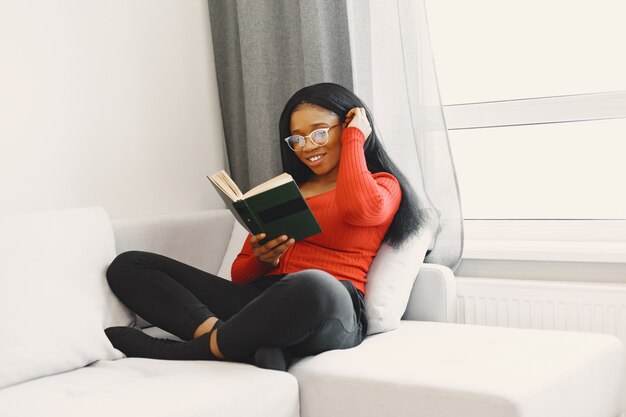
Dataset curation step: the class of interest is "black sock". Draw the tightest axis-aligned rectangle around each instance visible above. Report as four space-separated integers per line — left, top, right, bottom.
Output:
105 326 220 361
253 346 292 371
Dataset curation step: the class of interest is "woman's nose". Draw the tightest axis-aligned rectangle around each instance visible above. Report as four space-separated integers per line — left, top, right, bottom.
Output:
302 137 317 152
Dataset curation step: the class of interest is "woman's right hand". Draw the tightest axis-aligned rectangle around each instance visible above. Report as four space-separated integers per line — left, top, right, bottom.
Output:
344 107 372 139
250 233 295 268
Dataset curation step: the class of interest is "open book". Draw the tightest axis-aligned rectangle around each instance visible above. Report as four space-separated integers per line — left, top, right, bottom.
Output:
207 170 322 243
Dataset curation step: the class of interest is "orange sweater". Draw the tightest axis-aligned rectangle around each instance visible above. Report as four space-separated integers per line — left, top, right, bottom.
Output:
231 127 401 294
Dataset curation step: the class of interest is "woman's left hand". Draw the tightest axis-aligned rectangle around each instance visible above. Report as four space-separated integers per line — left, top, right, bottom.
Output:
344 107 372 139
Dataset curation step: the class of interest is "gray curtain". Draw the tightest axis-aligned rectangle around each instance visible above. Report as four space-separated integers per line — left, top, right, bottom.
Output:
208 0 353 191
208 0 463 271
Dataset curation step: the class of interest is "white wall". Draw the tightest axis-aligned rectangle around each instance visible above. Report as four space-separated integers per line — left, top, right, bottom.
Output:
0 0 227 219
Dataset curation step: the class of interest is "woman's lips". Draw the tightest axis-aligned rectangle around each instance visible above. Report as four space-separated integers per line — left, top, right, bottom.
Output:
305 153 326 167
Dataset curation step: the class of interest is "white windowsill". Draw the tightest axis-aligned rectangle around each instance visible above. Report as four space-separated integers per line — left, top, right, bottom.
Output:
463 239 626 264
462 220 626 264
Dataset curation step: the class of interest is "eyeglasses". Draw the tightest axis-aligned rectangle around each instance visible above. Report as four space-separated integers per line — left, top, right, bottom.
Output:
284 125 339 151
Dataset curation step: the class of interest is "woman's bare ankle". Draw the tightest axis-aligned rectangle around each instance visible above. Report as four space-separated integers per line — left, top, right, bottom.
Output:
193 316 219 339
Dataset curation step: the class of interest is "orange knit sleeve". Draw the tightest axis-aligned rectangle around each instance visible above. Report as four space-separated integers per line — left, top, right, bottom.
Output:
335 127 402 226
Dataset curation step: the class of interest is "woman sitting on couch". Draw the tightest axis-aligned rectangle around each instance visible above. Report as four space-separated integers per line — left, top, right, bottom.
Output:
104 82 425 371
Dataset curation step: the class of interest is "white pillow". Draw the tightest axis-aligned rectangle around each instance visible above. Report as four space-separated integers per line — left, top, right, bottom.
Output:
364 226 435 335
217 221 249 280
0 207 134 389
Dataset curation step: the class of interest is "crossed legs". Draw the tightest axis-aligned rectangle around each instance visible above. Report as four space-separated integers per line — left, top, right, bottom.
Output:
105 251 364 367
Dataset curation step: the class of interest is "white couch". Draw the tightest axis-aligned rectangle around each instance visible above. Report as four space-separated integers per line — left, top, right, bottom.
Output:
0 207 624 417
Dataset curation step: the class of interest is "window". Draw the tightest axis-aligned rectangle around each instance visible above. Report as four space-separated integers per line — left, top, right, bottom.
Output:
425 0 626 220
450 118 626 219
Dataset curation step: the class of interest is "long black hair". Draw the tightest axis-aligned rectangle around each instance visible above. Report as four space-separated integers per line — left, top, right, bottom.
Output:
279 82 426 248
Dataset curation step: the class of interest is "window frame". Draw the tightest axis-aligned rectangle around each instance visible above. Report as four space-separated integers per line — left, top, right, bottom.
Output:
444 92 626 267
443 91 626 131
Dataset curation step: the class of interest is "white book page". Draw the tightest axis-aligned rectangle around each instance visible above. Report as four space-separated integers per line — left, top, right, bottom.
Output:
218 171 244 200
208 170 243 201
243 173 293 198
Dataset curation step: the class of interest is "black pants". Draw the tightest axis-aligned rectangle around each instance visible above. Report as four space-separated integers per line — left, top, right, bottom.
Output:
106 251 368 360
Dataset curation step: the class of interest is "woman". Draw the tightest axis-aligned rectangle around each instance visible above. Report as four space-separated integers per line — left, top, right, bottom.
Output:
105 82 424 371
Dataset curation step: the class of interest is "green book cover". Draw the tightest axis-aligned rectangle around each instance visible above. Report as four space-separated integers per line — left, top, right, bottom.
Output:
207 170 322 243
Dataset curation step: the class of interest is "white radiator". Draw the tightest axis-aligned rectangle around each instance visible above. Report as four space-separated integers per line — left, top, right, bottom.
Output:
456 277 626 335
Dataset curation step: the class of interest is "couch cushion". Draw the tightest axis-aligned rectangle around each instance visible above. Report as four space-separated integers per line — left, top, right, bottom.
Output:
217 220 248 279
289 321 625 417
0 207 134 389
0 358 299 417
112 209 235 277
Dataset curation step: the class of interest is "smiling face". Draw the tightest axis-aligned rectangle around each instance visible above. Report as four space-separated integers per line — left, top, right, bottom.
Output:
289 104 343 183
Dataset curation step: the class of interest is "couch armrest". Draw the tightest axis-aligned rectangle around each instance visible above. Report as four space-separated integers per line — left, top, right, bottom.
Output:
111 209 234 276
402 263 458 323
